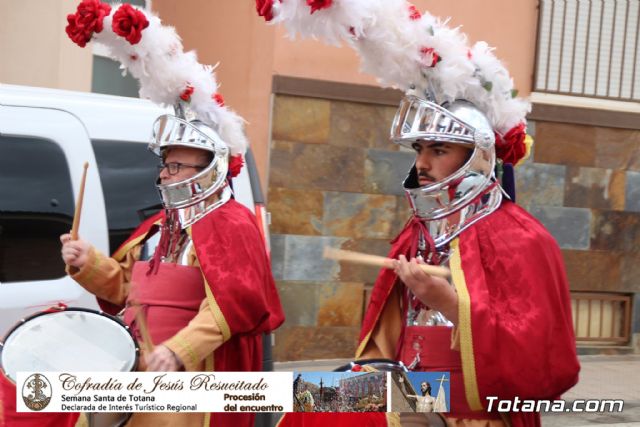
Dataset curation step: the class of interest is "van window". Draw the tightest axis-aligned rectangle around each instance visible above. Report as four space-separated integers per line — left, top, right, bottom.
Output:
91 140 161 253
0 136 74 282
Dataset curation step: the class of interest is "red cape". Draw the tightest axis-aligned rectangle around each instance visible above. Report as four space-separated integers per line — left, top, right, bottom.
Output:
112 201 284 427
191 199 284 338
358 201 580 426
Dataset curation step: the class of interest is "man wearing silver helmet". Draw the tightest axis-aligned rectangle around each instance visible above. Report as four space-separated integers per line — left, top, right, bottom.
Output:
258 0 580 426
57 2 284 427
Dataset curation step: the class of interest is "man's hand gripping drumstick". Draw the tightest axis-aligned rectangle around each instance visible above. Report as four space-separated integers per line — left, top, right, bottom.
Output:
324 247 458 324
60 162 91 270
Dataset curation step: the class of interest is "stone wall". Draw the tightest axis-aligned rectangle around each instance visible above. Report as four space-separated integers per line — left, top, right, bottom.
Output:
519 122 640 295
268 94 414 361
267 92 640 361
519 121 640 353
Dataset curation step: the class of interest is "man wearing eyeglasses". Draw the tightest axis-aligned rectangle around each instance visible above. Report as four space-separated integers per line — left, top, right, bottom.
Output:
60 130 284 427
157 147 210 179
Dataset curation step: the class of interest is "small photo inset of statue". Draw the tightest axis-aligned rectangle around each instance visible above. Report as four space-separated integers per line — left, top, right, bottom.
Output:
390 371 450 413
292 371 388 413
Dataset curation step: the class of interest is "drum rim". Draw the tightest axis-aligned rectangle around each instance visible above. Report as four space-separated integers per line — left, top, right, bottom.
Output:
334 358 408 372
0 306 140 383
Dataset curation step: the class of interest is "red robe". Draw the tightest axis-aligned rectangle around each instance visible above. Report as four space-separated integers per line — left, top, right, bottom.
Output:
1 200 284 427
358 201 580 426
114 200 285 427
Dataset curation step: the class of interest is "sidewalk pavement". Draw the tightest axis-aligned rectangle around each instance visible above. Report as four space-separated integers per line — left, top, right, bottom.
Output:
274 355 640 426
541 355 640 427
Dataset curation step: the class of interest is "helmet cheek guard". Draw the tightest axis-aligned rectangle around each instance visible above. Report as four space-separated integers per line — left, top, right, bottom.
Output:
150 113 231 228
394 96 503 246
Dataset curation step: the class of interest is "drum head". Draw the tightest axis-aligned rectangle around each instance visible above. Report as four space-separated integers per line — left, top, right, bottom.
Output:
1 308 138 382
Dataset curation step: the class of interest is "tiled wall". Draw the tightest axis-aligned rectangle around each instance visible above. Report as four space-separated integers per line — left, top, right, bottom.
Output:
518 121 640 297
268 95 414 361
268 93 640 361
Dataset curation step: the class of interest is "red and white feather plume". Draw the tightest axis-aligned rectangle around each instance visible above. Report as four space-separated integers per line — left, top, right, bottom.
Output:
257 0 531 164
66 0 248 169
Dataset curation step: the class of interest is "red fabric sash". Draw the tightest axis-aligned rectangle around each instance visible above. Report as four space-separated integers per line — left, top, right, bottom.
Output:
399 326 499 420
123 261 204 344
277 412 389 426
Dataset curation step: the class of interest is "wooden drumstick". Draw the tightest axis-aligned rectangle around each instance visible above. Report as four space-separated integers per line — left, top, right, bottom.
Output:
70 162 89 240
323 247 450 278
131 302 155 354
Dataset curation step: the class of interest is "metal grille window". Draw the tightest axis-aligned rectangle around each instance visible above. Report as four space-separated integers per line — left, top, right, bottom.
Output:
571 292 632 345
535 0 640 101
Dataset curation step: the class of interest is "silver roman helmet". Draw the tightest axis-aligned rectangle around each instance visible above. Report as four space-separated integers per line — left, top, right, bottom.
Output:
63 1 249 230
149 104 232 228
253 0 532 247
391 91 503 247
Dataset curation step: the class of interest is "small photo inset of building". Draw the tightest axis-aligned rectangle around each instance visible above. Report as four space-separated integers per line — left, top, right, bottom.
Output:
292 371 387 413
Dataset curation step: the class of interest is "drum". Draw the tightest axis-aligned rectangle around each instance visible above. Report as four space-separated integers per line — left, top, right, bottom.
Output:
334 358 408 372
0 307 139 382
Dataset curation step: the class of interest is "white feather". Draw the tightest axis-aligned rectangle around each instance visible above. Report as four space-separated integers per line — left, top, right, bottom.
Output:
270 0 530 133
86 3 248 154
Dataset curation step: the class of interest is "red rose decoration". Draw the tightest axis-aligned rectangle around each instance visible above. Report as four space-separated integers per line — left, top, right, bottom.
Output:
212 93 225 107
256 0 275 22
307 0 333 14
420 47 440 67
351 364 363 372
228 155 244 178
495 123 527 165
112 3 149 45
65 0 112 47
180 84 194 102
408 4 421 20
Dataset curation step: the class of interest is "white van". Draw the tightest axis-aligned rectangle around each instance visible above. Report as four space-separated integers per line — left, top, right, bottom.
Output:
0 84 270 339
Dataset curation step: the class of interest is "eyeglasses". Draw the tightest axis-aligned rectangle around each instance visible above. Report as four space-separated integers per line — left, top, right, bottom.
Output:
157 162 208 176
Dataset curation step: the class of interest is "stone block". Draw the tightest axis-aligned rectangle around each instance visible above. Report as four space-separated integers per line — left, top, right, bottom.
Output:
281 234 347 282
338 238 394 283
316 282 364 327
330 101 398 150
268 187 323 235
633 294 640 335
516 162 565 208
562 249 622 291
591 210 640 253
276 281 319 327
270 234 285 281
621 254 640 293
273 326 360 361
565 167 626 211
272 95 330 144
322 192 398 239
364 149 415 196
529 206 591 250
594 127 640 171
626 171 640 213
270 140 366 193
275 281 364 328
534 122 597 167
